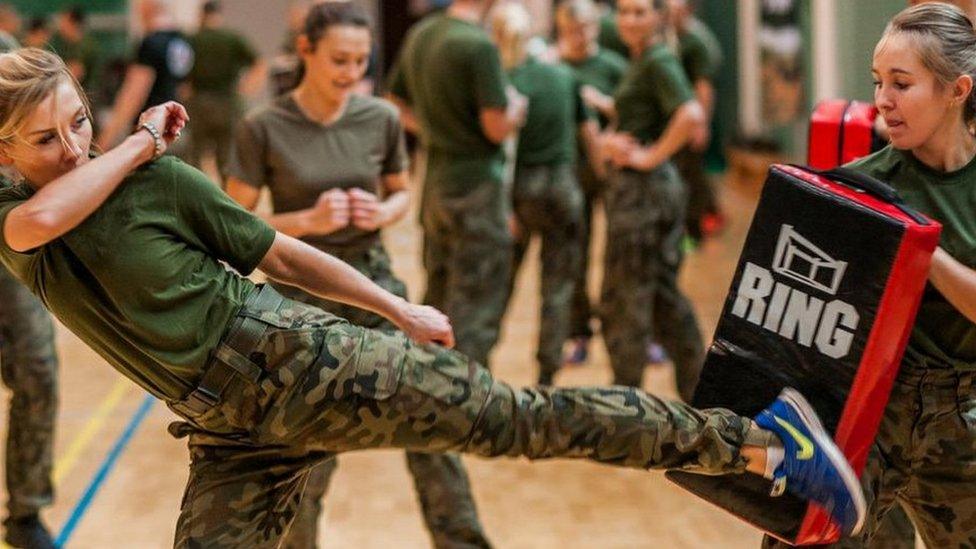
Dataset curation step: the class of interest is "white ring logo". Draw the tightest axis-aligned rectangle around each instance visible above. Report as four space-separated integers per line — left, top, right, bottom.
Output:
772 225 847 295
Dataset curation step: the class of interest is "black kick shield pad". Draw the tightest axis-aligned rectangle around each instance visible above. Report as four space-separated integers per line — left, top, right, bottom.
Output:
666 165 941 545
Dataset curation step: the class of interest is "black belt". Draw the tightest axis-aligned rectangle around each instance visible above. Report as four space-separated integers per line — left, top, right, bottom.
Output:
170 285 285 416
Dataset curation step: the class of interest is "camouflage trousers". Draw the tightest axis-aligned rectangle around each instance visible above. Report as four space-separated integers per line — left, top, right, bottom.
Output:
569 157 606 340
674 146 718 241
600 165 704 401
508 163 584 383
270 244 489 549
421 181 513 367
169 286 756 548
763 361 976 548
185 91 243 178
0 269 58 522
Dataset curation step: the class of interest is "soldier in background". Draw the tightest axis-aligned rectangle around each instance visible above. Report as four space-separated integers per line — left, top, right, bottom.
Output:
49 7 103 115
0 4 20 52
388 0 527 373
97 0 194 150
0 31 58 549
669 0 724 241
185 0 262 178
554 0 628 366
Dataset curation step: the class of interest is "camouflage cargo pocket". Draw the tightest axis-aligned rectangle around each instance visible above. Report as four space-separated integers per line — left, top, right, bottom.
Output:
319 323 404 400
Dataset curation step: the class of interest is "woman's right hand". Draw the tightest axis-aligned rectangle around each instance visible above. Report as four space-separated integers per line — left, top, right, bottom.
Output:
394 301 455 348
137 101 189 150
306 189 350 235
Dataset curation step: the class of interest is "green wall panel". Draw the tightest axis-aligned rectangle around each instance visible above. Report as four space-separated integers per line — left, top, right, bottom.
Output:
7 0 125 16
698 0 737 169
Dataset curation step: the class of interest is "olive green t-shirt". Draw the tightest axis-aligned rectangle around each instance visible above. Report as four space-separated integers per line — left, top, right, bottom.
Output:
598 12 630 59
563 48 627 129
0 158 276 400
510 58 591 166
847 146 976 370
387 13 509 188
189 27 257 94
677 18 723 83
614 43 695 145
228 94 408 251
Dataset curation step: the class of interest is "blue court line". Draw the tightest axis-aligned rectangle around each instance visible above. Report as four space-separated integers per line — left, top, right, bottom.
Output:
54 395 155 548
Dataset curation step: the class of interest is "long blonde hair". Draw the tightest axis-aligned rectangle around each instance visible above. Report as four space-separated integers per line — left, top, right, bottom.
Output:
489 2 533 71
0 48 91 150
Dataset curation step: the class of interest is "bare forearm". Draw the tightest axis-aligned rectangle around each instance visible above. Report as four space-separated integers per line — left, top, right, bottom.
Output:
929 247 976 323
380 189 410 226
5 133 154 251
636 102 703 170
261 210 319 238
387 94 420 135
695 80 715 120
580 121 602 171
261 234 406 322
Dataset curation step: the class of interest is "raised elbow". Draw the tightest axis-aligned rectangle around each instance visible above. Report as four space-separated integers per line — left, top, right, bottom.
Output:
4 206 61 252
680 100 705 127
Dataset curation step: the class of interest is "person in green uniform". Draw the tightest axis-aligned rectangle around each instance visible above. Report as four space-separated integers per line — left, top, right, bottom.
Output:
553 0 629 366
598 0 704 401
0 32 58 549
225 4 490 548
595 0 630 59
186 0 261 177
490 3 597 385
668 0 723 242
0 4 19 53
48 7 101 113
769 4 976 547
0 47 866 548
387 0 527 370
0 265 57 549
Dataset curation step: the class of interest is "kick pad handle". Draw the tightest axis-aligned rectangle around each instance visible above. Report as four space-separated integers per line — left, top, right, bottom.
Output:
793 165 930 225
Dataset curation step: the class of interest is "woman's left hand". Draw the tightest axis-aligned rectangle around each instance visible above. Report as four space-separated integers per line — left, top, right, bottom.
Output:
349 188 387 231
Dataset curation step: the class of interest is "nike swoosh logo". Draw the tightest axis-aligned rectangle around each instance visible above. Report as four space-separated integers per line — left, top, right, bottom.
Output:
774 416 815 460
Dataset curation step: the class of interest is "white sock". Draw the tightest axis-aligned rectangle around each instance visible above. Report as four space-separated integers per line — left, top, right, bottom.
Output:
764 441 785 480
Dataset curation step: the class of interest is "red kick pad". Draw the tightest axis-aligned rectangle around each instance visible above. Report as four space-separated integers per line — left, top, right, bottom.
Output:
808 99 881 170
666 165 941 545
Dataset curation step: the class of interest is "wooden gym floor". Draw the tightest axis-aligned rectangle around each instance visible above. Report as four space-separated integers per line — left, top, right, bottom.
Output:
0 165 769 548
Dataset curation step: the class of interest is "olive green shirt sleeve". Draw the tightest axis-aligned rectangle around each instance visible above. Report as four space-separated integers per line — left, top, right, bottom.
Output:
472 39 509 110
170 160 276 275
649 52 696 118
234 33 258 68
382 109 409 175
387 58 410 102
0 191 39 284
227 116 268 189
683 31 720 82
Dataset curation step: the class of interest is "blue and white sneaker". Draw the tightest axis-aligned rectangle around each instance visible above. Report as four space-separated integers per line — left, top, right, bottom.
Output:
754 388 866 537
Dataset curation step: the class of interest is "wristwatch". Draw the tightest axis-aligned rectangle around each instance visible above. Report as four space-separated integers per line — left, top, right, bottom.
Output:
137 121 165 160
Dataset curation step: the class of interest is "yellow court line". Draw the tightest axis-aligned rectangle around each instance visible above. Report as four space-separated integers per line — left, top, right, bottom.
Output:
1 378 131 549
52 378 132 484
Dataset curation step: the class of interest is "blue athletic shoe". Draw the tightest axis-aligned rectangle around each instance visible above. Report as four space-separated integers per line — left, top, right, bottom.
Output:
754 388 866 537
564 337 589 366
